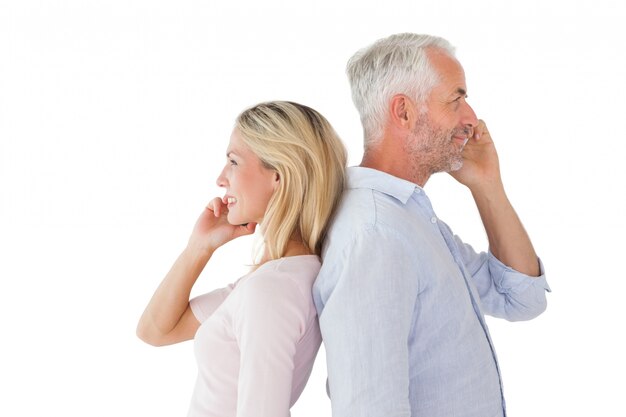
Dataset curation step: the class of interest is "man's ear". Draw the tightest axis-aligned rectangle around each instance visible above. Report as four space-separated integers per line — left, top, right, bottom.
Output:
389 94 415 129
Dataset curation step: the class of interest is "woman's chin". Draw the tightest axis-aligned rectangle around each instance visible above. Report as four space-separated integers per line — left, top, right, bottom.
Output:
227 213 247 227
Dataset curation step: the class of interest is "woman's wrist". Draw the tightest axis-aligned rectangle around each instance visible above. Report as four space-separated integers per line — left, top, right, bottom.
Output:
184 241 215 263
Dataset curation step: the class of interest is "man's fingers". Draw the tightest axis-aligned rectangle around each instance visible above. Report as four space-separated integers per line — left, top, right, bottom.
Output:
475 120 490 140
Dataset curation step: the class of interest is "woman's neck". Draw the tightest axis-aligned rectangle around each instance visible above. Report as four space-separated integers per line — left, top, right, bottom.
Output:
259 239 313 264
283 240 313 257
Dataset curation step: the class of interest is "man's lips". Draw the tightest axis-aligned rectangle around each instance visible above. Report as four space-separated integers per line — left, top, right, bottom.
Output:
453 136 469 147
452 127 473 145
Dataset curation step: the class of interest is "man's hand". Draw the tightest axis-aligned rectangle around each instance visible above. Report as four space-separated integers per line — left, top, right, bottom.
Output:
450 120 502 193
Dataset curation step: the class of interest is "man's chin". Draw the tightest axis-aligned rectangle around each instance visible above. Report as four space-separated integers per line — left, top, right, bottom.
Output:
448 159 464 172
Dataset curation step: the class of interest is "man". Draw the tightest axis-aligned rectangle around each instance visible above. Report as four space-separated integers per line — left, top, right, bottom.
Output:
313 33 550 417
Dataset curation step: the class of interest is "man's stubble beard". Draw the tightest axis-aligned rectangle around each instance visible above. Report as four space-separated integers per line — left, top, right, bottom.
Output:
404 114 464 181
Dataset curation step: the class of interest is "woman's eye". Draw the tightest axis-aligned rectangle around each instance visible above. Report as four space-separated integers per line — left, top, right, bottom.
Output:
229 159 237 166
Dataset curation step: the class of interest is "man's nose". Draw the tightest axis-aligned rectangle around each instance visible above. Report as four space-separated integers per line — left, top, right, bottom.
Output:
461 101 478 129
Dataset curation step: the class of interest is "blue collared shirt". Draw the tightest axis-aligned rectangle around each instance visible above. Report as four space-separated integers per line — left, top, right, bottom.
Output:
313 167 550 417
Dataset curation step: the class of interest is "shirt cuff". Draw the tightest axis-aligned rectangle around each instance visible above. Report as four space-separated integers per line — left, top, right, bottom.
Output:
488 252 551 294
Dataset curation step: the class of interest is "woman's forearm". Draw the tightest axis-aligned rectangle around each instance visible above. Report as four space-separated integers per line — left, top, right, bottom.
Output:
137 245 213 343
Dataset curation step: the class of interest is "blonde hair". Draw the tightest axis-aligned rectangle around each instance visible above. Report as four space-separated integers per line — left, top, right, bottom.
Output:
235 101 347 261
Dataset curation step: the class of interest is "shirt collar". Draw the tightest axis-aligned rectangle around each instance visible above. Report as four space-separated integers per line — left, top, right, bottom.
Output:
347 166 421 204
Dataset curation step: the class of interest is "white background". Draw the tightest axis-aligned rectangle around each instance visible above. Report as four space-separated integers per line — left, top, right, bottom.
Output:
1 0 625 415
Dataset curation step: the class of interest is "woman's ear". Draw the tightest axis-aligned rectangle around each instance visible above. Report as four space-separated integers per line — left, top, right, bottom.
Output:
273 171 280 189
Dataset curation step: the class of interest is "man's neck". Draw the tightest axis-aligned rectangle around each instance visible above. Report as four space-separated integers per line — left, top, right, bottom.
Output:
360 150 431 187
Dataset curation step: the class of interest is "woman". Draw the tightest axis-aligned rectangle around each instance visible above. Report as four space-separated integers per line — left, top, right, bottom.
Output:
136 101 347 417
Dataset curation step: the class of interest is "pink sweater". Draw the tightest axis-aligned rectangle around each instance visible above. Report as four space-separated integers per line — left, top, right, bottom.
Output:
187 255 322 417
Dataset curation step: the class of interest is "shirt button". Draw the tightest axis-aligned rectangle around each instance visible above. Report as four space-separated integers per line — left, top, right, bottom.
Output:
415 188 421 194
431 217 437 223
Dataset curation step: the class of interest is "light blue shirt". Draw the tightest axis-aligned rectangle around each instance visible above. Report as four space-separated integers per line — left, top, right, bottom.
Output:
313 167 550 417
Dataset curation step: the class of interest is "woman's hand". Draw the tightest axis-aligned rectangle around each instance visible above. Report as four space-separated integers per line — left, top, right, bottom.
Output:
188 197 257 253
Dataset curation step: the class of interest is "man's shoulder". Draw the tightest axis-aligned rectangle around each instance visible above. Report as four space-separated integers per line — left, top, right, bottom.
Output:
315 186 422 308
329 185 415 237
332 186 377 227
331 166 419 228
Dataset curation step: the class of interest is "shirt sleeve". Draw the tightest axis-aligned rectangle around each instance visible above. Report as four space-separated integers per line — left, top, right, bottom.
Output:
316 227 417 417
233 272 308 417
450 230 551 321
189 283 235 323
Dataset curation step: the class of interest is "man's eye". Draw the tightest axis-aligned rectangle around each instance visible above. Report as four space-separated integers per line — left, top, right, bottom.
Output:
453 94 468 102
229 159 237 166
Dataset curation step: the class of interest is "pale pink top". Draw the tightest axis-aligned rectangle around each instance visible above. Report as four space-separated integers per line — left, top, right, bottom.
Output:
187 255 322 417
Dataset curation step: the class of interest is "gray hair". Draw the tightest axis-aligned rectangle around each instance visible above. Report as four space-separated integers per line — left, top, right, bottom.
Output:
346 33 456 146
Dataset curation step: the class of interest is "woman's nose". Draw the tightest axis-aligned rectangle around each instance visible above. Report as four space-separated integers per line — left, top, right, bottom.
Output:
216 167 228 188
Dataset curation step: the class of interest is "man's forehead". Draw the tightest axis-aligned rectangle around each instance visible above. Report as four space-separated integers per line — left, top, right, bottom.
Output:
427 50 467 94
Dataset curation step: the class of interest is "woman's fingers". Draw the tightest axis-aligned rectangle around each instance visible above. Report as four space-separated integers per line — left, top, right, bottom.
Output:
207 197 225 217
